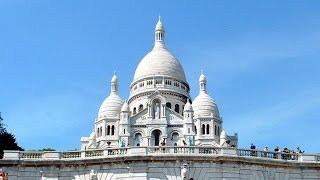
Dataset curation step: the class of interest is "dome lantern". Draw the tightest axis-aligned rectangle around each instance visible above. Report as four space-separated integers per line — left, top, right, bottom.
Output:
111 73 118 95
199 70 207 93
154 16 165 49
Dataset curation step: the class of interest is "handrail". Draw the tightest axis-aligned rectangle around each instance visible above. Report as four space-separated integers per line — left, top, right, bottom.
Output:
2 146 318 163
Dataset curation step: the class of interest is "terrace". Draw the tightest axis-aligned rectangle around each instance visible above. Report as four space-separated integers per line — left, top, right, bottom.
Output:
3 146 319 163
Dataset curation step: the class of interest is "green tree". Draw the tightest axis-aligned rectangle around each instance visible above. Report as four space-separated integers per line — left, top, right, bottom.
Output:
39 148 56 151
0 112 24 159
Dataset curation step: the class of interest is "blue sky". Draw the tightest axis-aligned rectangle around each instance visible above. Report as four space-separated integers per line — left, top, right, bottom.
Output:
1 0 320 153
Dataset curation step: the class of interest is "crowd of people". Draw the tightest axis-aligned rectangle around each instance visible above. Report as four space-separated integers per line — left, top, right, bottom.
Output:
249 143 304 160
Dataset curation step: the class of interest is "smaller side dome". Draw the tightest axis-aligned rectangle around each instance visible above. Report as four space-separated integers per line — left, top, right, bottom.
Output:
98 74 124 119
193 92 220 117
220 129 227 139
98 95 124 118
193 72 220 118
184 100 193 111
121 101 130 112
89 131 96 140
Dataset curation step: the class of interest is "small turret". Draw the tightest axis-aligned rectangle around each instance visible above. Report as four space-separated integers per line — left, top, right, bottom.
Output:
183 99 195 146
119 102 130 147
220 129 228 147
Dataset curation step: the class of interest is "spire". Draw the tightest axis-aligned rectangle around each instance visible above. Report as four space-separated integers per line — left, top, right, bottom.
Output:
154 16 165 49
110 73 118 95
199 71 207 93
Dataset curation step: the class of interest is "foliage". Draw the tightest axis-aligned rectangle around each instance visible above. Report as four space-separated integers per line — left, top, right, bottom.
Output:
39 148 56 151
0 112 24 159
0 131 24 159
0 112 6 133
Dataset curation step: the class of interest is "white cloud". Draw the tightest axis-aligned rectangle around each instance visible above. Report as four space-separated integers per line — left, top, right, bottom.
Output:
226 87 320 135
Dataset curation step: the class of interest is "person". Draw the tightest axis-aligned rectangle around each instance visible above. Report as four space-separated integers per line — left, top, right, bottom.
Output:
263 146 269 157
250 143 256 156
282 147 289 160
297 147 303 154
250 143 256 150
273 146 280 159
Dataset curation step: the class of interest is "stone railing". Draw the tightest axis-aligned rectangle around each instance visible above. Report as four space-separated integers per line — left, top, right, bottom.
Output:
237 149 300 160
2 147 319 163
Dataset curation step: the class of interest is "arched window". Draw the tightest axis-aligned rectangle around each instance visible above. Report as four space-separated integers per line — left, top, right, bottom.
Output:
215 125 217 136
195 126 197 135
166 102 171 109
218 126 220 136
97 128 100 137
202 124 205 135
139 104 143 112
124 129 126 134
133 108 136 115
175 104 180 113
107 125 110 135
100 127 102 137
111 125 115 135
172 132 179 140
206 124 210 134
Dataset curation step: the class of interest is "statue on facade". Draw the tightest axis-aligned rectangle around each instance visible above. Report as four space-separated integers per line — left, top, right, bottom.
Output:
153 102 160 119
181 164 188 179
89 169 97 180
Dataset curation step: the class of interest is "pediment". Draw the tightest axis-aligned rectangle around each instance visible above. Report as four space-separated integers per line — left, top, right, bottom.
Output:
130 108 148 124
166 108 183 123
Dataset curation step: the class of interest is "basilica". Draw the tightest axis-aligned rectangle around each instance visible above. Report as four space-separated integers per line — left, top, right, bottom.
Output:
2 18 319 180
80 18 238 150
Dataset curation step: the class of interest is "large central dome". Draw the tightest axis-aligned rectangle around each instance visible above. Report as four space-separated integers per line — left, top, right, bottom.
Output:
132 18 187 83
133 48 187 82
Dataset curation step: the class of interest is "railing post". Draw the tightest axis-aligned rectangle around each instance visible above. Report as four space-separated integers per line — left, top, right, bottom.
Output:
194 147 199 154
3 150 20 160
81 151 86 158
299 154 317 162
221 147 237 156
257 151 262 157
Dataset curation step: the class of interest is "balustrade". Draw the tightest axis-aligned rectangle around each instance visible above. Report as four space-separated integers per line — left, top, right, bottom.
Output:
62 151 81 159
21 152 43 159
3 147 317 163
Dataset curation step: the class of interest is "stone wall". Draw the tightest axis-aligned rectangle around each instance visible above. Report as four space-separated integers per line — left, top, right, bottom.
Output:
1 147 320 180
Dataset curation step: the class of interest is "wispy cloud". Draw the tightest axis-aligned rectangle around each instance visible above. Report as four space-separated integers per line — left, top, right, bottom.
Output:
227 88 320 132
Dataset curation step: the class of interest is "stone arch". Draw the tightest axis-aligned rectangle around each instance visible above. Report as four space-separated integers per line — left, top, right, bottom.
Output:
151 129 162 146
139 104 143 112
174 104 180 113
133 129 145 147
166 102 171 109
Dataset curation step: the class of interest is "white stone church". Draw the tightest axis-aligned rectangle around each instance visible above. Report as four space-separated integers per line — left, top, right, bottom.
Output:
2 18 320 180
80 18 238 150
